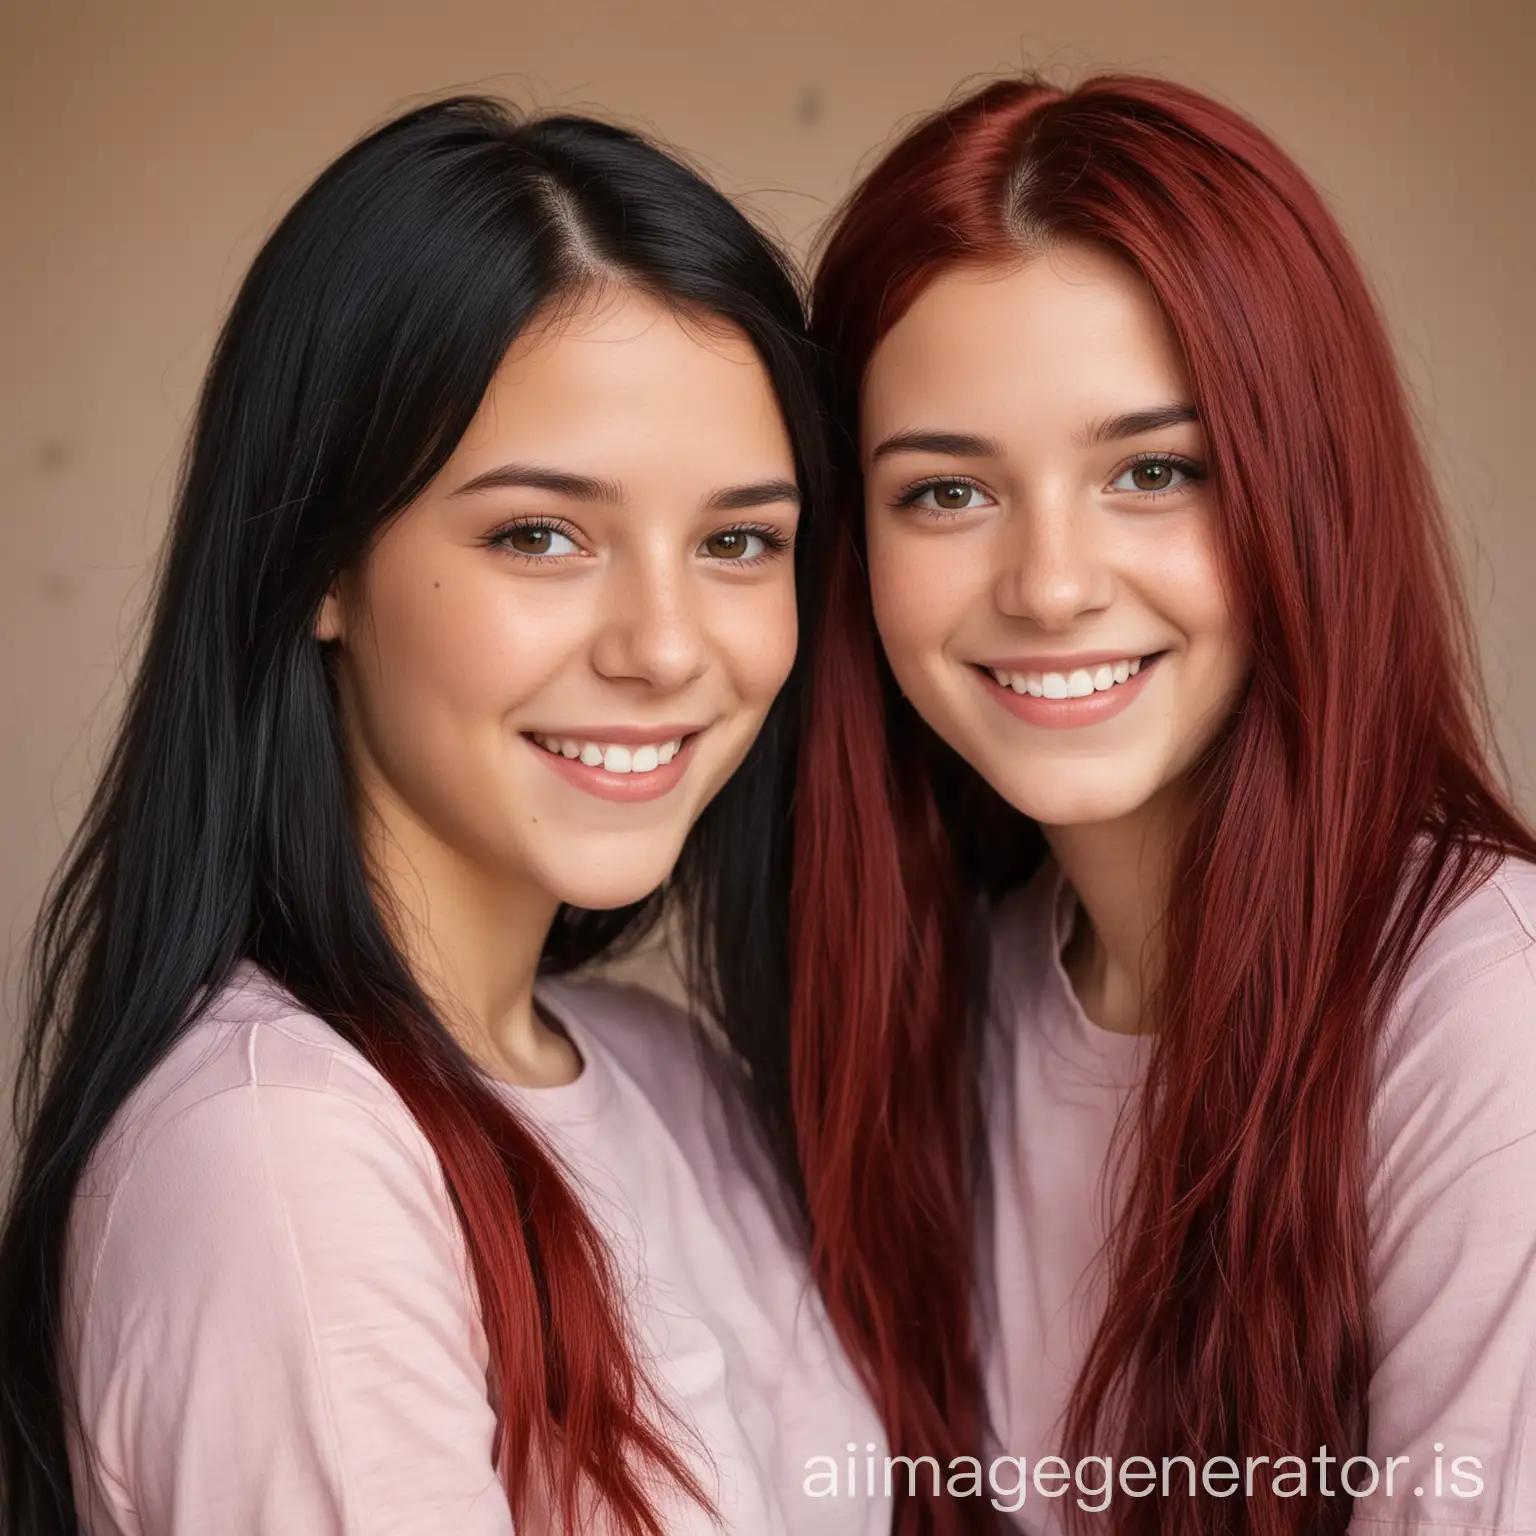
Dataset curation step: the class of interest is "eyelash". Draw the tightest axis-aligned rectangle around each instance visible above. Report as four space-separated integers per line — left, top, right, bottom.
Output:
483 517 793 566
892 475 991 517
713 521 794 567
893 452 1208 519
484 515 587 565
1111 451 1208 500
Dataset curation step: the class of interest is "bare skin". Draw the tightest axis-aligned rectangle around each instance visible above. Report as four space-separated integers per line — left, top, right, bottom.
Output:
860 246 1248 1033
320 287 801 1080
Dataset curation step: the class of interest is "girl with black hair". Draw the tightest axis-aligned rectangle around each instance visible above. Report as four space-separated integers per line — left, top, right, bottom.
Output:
0 99 885 1536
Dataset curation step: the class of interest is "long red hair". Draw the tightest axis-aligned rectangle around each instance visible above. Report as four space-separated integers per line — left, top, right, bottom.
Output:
793 73 1536 1536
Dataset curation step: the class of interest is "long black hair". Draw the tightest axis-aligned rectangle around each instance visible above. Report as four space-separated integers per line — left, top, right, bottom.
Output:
0 97 826 1536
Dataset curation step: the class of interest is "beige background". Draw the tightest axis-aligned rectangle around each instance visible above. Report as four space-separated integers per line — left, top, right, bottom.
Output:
3 0 1533 1149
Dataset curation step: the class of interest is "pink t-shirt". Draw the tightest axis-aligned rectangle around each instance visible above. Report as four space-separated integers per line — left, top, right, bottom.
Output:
980 857 1536 1533
64 963 889 1535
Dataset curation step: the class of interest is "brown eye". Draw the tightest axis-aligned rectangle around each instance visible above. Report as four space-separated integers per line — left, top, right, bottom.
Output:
702 529 766 560
906 480 989 514
1129 462 1173 491
494 524 578 557
1110 458 1202 496
932 482 976 510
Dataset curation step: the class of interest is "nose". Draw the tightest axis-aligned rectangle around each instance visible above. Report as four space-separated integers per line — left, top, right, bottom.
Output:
590 552 709 693
993 485 1114 631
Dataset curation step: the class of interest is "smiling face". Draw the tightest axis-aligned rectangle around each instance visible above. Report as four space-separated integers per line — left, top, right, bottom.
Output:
320 285 801 913
860 244 1249 831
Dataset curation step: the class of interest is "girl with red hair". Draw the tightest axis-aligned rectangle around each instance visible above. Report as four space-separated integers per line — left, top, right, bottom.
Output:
794 74 1536 1535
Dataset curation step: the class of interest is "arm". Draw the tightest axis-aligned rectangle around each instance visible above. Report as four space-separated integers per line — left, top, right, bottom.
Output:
69 1067 516 1536
1350 941 1536 1533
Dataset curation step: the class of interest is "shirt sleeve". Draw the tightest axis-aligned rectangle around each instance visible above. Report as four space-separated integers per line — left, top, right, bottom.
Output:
1350 939 1536 1533
68 1065 517 1536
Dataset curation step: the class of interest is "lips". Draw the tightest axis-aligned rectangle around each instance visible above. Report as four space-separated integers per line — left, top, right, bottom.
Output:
521 728 702 803
973 652 1164 730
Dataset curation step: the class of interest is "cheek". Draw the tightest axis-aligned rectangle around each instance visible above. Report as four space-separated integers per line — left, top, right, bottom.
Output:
1128 513 1248 733
713 575 799 705
866 519 978 674
1145 517 1241 666
349 557 581 748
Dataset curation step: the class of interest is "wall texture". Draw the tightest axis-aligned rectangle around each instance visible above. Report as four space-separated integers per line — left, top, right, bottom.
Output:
3 0 1533 1139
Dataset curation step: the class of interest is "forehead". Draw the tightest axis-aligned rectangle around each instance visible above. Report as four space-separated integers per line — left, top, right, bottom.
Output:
860 246 1192 442
454 285 792 470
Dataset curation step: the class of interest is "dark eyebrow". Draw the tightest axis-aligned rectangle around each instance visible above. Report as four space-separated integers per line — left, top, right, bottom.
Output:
450 463 624 502
453 463 798 514
869 430 1005 464
1078 404 1200 448
706 478 801 513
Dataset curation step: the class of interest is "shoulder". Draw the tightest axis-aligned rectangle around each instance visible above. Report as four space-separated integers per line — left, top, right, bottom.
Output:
1357 859 1536 1522
1373 855 1536 1175
70 964 449 1320
81 961 428 1189
65 966 511 1536
1396 853 1536 1002
1382 854 1536 1069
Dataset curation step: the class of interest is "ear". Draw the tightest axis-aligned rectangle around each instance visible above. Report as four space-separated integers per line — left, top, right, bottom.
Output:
314 585 345 644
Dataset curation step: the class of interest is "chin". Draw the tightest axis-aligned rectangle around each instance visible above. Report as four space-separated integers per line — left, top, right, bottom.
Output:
554 880 667 913
531 838 687 915
983 762 1160 831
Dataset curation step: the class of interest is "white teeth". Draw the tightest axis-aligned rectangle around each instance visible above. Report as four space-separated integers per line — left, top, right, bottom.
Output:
989 659 1146 701
535 735 686 775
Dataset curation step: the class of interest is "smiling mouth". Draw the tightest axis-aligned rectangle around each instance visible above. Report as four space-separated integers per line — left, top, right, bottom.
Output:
524 732 692 777
978 653 1166 699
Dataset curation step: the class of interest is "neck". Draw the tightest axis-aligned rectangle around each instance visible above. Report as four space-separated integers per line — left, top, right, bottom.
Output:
1042 785 1187 1036
354 769 579 1089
